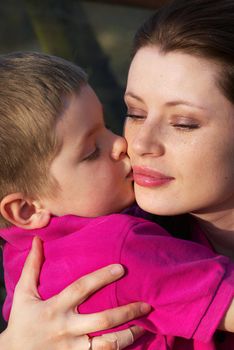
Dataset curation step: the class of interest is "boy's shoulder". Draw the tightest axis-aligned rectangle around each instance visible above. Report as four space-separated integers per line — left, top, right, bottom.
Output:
53 206 169 244
84 208 148 235
89 205 170 242
0 206 164 251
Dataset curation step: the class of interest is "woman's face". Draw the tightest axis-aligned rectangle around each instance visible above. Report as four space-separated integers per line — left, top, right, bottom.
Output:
124 46 234 216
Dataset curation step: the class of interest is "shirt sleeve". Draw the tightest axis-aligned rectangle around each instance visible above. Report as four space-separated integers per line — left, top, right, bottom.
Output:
114 220 234 342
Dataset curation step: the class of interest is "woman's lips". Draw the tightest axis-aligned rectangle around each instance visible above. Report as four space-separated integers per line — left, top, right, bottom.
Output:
133 166 174 187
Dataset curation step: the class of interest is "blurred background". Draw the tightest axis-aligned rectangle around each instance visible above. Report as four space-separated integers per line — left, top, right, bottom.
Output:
0 0 168 331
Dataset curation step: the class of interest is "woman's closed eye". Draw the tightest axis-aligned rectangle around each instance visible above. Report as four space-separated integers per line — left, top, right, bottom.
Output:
170 116 200 131
171 123 200 130
83 146 101 161
125 113 146 120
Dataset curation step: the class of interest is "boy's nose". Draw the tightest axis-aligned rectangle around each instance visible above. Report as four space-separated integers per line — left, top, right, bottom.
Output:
111 134 127 160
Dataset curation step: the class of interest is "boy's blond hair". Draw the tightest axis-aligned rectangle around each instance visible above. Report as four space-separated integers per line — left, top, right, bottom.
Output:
0 52 87 227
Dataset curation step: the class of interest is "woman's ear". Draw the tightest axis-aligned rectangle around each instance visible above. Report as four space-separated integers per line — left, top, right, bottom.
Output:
0 193 51 229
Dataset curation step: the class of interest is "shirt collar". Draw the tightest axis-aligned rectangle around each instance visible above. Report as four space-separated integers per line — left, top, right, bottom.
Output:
0 215 90 250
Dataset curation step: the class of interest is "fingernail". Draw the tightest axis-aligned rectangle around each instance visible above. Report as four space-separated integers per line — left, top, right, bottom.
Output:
110 264 124 275
140 303 151 313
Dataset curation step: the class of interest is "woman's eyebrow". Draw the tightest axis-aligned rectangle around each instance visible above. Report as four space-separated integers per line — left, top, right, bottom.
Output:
165 100 207 110
124 92 144 103
125 92 207 111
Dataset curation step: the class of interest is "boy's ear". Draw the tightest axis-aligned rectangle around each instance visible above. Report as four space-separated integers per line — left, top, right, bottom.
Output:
0 193 51 229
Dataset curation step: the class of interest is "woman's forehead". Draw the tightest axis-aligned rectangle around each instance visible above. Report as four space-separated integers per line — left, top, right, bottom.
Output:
127 47 229 111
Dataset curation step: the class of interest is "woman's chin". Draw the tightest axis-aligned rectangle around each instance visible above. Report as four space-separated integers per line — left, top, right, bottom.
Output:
134 191 184 216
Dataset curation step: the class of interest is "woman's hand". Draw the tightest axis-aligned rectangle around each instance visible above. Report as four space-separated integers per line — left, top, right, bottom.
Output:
0 237 149 349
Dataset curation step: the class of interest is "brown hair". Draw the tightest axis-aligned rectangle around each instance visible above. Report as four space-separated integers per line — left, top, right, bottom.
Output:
133 0 234 103
0 52 87 227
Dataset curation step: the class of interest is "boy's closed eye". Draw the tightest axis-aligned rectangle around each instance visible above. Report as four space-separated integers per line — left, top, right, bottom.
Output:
82 146 101 161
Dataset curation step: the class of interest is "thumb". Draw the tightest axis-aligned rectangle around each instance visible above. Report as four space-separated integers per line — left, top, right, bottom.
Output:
16 236 44 298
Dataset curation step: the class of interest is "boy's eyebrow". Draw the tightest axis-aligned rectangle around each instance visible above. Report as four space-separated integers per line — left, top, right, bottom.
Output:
76 103 105 147
83 104 105 139
77 120 104 149
83 123 102 139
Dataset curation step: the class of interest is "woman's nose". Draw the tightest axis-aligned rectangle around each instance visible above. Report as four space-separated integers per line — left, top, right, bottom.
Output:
130 125 165 157
111 134 128 161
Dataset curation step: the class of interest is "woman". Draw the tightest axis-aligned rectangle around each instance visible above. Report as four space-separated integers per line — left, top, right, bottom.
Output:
124 0 234 348
1 0 234 348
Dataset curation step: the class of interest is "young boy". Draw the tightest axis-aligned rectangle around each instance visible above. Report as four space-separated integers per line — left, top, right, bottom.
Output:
0 52 234 349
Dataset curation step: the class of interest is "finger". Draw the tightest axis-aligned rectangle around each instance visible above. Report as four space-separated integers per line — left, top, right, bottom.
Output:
128 325 145 342
16 236 44 297
53 264 125 310
70 335 91 350
101 329 135 349
69 302 150 335
92 326 145 350
92 337 118 350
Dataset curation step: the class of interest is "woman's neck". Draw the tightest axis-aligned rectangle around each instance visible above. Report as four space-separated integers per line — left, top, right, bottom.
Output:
191 209 234 260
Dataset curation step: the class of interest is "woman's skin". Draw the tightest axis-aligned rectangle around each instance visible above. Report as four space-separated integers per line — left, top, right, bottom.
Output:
0 237 149 350
124 46 234 260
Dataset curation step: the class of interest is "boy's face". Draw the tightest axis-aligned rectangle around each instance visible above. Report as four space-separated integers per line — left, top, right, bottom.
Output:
42 85 134 217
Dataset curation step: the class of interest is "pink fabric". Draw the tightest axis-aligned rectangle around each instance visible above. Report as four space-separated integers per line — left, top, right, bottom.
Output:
1 210 234 349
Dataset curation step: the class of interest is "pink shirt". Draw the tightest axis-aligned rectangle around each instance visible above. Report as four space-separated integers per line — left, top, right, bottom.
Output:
1 210 234 349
